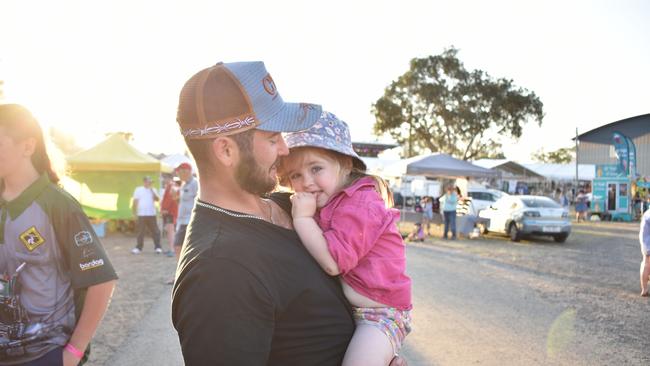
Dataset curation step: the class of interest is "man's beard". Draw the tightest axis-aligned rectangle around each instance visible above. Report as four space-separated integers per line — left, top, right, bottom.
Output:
235 149 278 196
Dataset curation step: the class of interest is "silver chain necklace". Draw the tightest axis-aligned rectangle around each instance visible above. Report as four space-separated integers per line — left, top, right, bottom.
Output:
196 199 274 224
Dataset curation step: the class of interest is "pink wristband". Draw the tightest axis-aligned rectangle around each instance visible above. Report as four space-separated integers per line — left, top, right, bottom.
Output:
64 343 84 359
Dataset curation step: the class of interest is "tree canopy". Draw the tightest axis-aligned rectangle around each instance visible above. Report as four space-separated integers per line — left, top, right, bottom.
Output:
372 48 544 160
531 146 575 164
49 127 83 156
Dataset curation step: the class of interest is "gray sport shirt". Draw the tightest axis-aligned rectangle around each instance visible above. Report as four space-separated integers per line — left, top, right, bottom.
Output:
176 177 198 228
0 174 118 364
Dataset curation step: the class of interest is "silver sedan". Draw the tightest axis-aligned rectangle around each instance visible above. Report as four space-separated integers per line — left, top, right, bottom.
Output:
478 195 571 242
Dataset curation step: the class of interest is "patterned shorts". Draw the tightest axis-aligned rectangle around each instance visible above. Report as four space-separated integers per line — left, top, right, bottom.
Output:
352 306 412 356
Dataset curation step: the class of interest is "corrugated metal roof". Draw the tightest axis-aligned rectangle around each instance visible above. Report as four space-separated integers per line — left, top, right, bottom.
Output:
577 113 650 144
473 159 545 178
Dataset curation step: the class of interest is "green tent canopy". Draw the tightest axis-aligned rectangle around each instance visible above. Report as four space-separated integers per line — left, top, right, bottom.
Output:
64 133 172 219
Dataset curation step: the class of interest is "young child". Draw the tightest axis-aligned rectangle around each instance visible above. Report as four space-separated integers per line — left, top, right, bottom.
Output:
0 104 117 365
406 222 425 242
279 111 412 366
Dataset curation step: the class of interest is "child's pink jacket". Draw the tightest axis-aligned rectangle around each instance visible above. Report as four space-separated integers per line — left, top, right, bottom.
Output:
316 177 412 310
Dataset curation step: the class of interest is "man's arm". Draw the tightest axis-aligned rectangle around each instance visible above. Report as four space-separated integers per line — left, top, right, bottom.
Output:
151 187 160 202
173 258 275 365
131 198 138 217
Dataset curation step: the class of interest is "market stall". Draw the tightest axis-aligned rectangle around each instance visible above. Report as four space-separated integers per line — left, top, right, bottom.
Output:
64 133 172 220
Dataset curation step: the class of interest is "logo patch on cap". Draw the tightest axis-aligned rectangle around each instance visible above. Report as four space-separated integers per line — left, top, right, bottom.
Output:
262 74 278 99
20 226 45 252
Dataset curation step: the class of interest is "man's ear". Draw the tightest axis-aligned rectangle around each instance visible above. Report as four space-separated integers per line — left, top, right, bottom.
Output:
211 136 239 167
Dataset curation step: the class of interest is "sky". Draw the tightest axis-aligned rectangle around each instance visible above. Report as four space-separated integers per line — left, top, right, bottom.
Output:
1 0 649 162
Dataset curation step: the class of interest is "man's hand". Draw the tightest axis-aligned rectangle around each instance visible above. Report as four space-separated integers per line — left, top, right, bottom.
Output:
290 192 317 218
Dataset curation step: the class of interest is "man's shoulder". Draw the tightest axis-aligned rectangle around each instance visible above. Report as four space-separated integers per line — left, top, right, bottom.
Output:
185 206 271 254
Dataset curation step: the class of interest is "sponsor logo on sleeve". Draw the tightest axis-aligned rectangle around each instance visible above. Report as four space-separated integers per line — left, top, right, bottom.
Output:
19 227 46 252
74 231 93 247
79 259 104 271
82 247 97 258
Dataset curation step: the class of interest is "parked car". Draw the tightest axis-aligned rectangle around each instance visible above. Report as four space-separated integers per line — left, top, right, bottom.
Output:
478 195 571 242
467 188 508 214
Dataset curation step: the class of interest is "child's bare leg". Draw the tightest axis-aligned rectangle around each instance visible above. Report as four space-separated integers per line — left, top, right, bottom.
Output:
640 255 650 296
342 324 394 366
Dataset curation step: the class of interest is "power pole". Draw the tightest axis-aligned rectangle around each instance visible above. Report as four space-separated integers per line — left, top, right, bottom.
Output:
575 128 579 192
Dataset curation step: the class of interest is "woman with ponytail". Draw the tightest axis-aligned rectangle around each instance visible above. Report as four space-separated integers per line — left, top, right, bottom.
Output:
0 104 117 366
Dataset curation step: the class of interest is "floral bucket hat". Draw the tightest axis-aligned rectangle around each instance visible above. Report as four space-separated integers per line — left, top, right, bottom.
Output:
284 111 366 171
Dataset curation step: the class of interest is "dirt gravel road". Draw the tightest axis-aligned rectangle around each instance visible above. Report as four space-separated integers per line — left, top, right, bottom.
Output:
402 220 650 365
86 234 178 365
87 221 649 365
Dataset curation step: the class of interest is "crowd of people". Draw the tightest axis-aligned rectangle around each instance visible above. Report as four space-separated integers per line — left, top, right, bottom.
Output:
407 185 473 241
127 162 199 287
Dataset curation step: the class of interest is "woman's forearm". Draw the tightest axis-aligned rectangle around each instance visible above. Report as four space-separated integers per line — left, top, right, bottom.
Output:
68 280 116 351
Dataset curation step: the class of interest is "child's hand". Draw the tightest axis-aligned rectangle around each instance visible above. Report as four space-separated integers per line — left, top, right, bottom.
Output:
291 192 317 218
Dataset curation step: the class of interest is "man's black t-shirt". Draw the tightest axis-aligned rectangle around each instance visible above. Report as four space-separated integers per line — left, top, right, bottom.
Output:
171 193 354 365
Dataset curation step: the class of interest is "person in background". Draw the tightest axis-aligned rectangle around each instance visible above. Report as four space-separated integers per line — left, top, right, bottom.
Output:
421 196 433 236
160 176 179 257
131 176 161 254
406 223 425 243
0 104 117 365
440 185 459 240
639 201 650 297
575 189 588 222
167 162 197 284
560 190 570 208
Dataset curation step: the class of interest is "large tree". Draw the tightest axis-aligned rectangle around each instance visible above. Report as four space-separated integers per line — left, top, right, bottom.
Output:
372 47 544 160
532 147 575 164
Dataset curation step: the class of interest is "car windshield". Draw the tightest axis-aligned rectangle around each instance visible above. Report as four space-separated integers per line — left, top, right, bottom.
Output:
521 197 561 208
492 190 506 198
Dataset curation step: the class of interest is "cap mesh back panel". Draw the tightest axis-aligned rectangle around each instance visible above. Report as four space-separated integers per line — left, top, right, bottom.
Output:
177 66 252 129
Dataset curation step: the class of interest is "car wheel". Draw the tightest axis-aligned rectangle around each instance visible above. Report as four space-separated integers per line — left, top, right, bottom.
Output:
509 223 521 242
479 223 489 234
553 233 569 243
